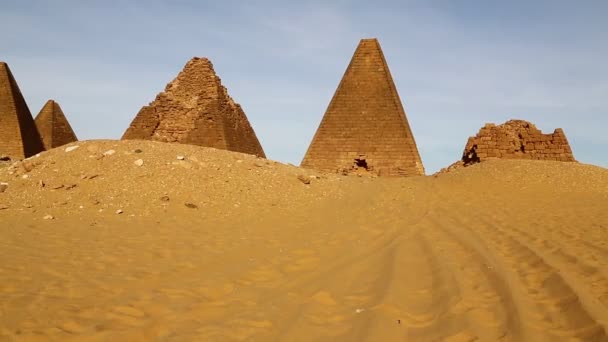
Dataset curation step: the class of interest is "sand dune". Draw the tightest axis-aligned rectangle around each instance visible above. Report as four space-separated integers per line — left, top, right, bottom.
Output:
1 140 607 341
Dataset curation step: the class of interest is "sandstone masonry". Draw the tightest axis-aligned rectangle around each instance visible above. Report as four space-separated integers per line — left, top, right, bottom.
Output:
35 99 78 150
301 38 424 176
0 62 45 159
122 57 265 158
462 120 575 165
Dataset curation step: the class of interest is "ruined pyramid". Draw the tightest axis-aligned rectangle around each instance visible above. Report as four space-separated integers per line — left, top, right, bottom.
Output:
35 99 78 150
0 62 45 159
122 57 266 158
301 39 424 176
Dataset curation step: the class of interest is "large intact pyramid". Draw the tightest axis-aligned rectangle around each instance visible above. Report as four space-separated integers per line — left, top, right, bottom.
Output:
301 39 424 176
0 62 45 159
35 99 78 150
122 57 265 158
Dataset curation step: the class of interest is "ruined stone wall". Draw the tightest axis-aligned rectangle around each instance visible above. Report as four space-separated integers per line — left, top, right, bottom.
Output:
0 62 45 159
35 100 78 149
462 120 575 164
122 58 265 158
301 39 424 176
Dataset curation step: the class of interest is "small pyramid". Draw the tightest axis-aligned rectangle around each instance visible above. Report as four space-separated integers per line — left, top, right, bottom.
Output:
301 39 424 176
35 99 78 149
122 57 266 158
0 62 45 159
461 120 576 165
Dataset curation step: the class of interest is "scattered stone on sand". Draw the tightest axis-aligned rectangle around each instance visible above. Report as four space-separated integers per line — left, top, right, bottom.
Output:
177 155 185 160
21 174 29 179
0 204 8 210
51 184 65 190
0 183 8 193
64 145 80 153
184 203 198 209
38 180 45 188
254 161 264 168
134 149 143 154
160 196 170 202
65 184 77 190
103 149 116 156
134 159 144 167
43 215 54 220
297 175 311 185
116 209 124 215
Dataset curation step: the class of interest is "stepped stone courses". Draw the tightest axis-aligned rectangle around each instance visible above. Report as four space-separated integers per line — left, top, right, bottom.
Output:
122 57 265 158
0 62 45 159
301 38 424 177
462 120 575 165
35 99 78 149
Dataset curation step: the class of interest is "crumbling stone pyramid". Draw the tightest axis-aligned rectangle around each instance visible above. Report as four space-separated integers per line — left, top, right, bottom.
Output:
462 120 576 165
301 38 424 176
122 57 265 158
35 99 78 150
0 62 45 159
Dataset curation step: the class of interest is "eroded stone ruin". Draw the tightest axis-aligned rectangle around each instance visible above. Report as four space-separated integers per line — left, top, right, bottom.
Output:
301 38 424 176
35 99 78 150
122 57 265 158
0 62 45 160
440 120 576 172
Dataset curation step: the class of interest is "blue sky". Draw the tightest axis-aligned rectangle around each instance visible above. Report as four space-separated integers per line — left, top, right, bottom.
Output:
1 0 606 173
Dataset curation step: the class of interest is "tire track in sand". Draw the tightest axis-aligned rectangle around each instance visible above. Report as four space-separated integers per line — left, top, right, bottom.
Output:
438 206 608 341
422 214 520 340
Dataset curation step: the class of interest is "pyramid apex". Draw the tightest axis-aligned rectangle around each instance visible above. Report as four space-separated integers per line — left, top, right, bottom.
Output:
187 57 212 65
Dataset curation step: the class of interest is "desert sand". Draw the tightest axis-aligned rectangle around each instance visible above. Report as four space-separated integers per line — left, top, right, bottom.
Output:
0 140 607 341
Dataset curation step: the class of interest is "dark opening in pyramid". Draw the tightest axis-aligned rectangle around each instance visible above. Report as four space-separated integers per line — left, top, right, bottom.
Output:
122 57 266 158
0 62 45 159
35 99 78 150
301 38 425 176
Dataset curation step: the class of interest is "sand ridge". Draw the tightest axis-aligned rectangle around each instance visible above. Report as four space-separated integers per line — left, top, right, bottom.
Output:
0 140 607 341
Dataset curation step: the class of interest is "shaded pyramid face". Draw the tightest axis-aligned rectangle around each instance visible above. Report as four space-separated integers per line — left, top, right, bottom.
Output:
0 62 45 159
301 39 424 176
122 57 266 158
35 100 78 150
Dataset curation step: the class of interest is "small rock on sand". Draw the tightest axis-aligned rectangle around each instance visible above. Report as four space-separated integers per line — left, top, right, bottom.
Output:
103 149 116 156
177 155 185 160
64 145 80 152
184 203 198 209
297 175 311 185
134 159 144 167
0 183 7 193
116 209 124 214
43 215 54 220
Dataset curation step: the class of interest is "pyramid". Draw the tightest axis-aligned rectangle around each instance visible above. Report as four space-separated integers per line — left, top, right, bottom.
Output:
122 57 266 158
301 39 424 176
0 62 45 159
461 120 576 165
34 99 78 149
